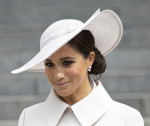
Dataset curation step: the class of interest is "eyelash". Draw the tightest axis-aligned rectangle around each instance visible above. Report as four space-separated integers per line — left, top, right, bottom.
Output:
45 62 54 67
63 61 74 66
45 61 74 67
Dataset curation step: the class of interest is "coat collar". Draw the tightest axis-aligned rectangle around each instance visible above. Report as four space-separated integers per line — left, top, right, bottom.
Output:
43 80 113 126
43 88 69 126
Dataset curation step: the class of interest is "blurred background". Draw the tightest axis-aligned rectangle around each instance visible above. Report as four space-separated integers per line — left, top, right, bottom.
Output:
0 0 150 126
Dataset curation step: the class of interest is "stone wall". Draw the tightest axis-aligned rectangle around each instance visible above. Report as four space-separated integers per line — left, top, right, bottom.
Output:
0 0 150 125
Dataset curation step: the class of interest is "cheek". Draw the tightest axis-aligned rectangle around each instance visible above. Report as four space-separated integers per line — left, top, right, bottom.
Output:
45 68 53 82
66 64 87 79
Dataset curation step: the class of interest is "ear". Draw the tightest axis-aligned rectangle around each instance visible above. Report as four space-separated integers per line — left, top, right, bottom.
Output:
88 51 95 66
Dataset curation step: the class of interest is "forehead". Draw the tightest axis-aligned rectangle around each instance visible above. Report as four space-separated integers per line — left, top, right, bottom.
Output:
48 44 80 60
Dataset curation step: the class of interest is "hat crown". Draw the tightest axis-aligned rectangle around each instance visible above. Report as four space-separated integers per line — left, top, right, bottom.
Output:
40 19 83 49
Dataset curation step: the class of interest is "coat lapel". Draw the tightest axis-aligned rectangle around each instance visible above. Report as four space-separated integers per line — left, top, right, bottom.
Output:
71 80 113 126
43 89 69 126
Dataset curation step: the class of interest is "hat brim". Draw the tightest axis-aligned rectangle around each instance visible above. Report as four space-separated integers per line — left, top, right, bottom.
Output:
11 8 123 74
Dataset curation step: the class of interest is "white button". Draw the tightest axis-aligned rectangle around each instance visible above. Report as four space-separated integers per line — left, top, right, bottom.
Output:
66 107 72 112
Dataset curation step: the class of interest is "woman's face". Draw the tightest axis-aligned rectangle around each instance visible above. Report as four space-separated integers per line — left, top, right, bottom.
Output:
44 44 94 97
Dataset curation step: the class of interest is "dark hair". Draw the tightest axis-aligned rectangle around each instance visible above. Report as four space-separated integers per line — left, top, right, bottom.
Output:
68 30 106 76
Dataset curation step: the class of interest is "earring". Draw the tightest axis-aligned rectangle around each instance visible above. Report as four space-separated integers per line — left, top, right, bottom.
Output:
88 66 92 72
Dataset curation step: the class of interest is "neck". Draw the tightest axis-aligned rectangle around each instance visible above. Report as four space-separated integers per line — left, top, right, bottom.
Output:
59 78 92 106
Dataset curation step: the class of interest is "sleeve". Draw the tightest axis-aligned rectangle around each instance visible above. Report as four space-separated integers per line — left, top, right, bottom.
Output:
125 109 144 126
18 109 26 126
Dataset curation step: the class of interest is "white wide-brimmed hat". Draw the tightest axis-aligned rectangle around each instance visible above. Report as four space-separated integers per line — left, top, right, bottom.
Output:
11 8 123 74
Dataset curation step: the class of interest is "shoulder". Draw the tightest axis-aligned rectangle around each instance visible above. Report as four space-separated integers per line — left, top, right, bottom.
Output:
111 100 139 113
25 102 44 113
21 102 45 118
18 102 45 126
110 101 144 125
95 100 144 126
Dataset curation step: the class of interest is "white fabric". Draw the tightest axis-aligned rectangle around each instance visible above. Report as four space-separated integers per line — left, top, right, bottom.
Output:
18 80 144 126
57 106 81 126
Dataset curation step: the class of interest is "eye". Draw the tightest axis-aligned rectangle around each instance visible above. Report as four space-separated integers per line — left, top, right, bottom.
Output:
45 62 55 67
63 61 74 66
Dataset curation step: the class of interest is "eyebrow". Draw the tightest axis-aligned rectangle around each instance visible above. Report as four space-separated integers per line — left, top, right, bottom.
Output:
45 57 76 62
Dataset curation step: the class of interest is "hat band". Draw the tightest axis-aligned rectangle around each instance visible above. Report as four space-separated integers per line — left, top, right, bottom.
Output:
40 27 78 50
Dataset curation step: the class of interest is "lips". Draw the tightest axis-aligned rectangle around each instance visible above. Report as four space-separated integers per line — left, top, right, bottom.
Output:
56 81 70 87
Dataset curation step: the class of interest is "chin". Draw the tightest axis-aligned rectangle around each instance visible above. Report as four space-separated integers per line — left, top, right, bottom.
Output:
55 89 72 97
58 92 71 98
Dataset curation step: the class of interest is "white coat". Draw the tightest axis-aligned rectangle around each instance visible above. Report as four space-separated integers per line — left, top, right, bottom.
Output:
18 80 144 126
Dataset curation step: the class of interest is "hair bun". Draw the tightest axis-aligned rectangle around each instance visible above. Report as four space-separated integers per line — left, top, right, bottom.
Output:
90 47 106 75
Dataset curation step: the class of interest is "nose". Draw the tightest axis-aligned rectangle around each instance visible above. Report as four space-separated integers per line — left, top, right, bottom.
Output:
54 67 65 80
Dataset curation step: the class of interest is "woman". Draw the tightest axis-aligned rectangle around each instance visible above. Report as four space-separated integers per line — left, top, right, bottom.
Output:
11 9 144 126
